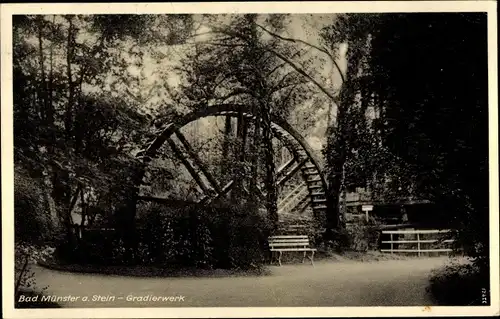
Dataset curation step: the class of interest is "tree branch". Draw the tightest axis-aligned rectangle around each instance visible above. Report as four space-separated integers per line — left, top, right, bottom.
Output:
280 83 300 110
272 78 310 96
264 46 339 104
193 25 340 104
256 23 346 83
205 42 246 48
217 88 254 103
265 46 311 78
270 71 293 93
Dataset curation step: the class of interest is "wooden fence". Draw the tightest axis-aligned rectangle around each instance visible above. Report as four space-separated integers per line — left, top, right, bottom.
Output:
380 229 456 256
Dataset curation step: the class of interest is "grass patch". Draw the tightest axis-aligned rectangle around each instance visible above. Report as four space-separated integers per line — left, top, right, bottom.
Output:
317 250 412 262
37 260 271 278
427 260 490 306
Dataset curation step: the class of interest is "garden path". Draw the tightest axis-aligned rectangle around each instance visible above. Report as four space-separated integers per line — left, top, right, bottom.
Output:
28 257 452 307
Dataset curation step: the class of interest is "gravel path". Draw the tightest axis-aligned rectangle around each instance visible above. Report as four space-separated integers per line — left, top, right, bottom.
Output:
27 257 450 307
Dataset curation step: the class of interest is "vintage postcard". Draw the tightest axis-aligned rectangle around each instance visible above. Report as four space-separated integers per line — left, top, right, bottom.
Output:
1 1 498 318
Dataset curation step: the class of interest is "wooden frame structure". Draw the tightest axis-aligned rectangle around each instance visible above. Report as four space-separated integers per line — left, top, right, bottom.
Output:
135 104 337 227
380 229 455 256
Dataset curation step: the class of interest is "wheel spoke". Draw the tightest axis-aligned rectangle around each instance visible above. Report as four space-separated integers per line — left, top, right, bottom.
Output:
277 183 308 215
277 157 308 187
138 104 333 229
276 157 296 180
167 137 213 196
174 131 222 194
199 180 235 205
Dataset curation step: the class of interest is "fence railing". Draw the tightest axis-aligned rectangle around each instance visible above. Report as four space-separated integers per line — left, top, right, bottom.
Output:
380 229 456 256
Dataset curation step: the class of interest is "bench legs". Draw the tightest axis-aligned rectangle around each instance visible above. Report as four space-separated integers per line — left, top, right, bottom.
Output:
272 251 314 266
301 251 315 266
308 250 315 267
270 251 283 266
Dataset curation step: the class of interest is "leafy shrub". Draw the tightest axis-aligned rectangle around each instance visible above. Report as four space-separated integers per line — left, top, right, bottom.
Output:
320 227 351 252
14 169 59 301
67 229 123 264
139 203 215 268
63 200 270 270
322 219 381 253
216 206 271 270
14 169 54 245
346 222 381 252
428 261 490 305
15 244 54 301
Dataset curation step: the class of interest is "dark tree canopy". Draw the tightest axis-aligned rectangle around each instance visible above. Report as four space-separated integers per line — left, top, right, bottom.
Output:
368 13 489 263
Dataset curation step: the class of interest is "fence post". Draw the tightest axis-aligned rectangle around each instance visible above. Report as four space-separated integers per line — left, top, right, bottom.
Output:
417 233 421 257
390 233 393 254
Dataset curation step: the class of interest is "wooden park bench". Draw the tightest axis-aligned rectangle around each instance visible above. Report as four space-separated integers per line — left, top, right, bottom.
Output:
268 235 317 267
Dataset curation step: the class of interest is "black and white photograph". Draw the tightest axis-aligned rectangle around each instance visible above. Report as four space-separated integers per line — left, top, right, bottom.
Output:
2 2 498 318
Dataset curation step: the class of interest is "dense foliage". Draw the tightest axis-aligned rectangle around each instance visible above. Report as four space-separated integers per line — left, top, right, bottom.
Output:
61 201 271 270
429 261 490 305
372 14 489 269
322 13 489 266
13 13 490 282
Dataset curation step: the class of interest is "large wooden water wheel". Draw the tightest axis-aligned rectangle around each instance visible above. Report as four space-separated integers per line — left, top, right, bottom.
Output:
135 104 338 231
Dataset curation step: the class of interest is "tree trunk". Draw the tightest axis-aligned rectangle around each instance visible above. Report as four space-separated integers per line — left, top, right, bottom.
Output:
50 167 75 245
42 170 60 231
260 93 278 229
52 16 77 247
37 17 46 120
44 18 59 233
221 116 232 181
65 16 74 140
118 164 146 265
324 42 364 241
230 112 248 201
250 114 262 202
237 113 248 187
325 136 346 238
47 16 55 125
80 188 86 226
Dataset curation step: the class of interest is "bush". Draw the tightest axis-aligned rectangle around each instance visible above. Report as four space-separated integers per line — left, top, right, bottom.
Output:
62 200 271 270
14 169 54 245
320 227 351 252
323 219 381 253
15 244 54 301
14 169 59 302
61 229 123 265
139 202 215 268
216 206 271 270
346 224 377 252
428 261 490 305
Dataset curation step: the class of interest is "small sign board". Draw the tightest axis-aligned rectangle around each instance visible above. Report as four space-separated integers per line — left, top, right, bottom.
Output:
361 205 374 211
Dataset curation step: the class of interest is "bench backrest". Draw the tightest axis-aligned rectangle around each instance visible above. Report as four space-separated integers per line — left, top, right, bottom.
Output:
268 235 311 249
